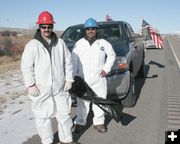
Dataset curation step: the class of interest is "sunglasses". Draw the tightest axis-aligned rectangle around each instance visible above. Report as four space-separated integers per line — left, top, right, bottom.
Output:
41 26 53 30
86 28 96 31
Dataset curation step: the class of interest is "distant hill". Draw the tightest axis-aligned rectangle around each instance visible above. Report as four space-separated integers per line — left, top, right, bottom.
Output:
0 26 29 31
0 26 63 36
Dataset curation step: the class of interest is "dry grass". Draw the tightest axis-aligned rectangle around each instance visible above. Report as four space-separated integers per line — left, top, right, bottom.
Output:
0 35 29 108
0 96 7 112
0 34 31 110
0 56 21 73
0 56 21 109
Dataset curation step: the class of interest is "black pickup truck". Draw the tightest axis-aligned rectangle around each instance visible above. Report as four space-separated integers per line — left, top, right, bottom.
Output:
61 21 145 107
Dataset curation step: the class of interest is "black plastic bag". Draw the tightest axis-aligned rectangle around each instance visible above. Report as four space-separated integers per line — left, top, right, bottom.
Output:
69 76 123 122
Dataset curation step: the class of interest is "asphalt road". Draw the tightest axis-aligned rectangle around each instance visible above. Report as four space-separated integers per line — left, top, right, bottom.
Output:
23 35 180 144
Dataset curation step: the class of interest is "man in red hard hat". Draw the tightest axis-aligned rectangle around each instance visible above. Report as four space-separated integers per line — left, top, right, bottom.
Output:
21 11 80 144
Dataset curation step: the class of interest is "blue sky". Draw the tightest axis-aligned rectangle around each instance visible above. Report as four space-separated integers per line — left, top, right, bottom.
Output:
0 0 179 34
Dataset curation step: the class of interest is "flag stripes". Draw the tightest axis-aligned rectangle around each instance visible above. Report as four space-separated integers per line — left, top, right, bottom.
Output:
149 27 163 49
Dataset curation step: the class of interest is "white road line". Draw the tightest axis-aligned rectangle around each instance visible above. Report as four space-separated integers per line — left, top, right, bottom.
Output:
167 37 180 71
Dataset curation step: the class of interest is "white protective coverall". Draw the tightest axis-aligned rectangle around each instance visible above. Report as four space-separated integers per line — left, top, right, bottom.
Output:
72 38 116 125
21 37 73 144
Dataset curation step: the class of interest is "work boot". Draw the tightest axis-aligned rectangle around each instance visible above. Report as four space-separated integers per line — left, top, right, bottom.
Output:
60 141 81 144
73 124 85 133
94 124 107 133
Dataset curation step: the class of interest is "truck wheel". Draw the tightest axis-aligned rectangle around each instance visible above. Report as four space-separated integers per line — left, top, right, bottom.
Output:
122 72 137 107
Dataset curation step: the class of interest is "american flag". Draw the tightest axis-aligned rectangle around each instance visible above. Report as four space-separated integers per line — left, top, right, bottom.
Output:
105 14 113 21
142 19 163 49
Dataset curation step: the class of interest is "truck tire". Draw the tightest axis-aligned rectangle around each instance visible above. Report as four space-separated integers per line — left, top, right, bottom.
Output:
121 72 136 107
137 59 145 78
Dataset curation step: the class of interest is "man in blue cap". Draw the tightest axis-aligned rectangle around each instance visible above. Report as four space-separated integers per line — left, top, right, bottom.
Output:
72 18 116 133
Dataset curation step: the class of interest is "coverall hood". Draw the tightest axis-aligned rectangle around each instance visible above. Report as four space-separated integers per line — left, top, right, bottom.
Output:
34 29 58 53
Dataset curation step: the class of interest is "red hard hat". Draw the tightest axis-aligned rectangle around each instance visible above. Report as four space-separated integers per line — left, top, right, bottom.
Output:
36 11 55 24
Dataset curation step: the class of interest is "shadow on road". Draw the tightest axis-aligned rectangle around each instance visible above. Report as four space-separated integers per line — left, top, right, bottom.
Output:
71 105 136 142
23 134 41 144
144 60 165 79
72 109 93 142
69 108 137 142
148 60 165 68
